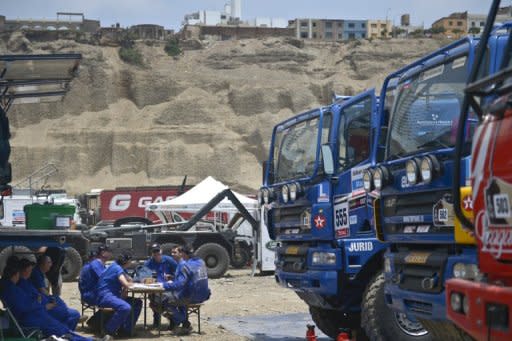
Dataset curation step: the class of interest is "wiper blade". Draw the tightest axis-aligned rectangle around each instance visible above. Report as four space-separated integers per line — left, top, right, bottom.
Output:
417 139 449 150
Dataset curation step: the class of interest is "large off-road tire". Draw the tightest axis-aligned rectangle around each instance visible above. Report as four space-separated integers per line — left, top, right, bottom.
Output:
61 247 82 282
419 319 473 341
195 243 229 279
231 247 250 269
309 306 361 339
0 246 36 274
362 271 431 341
160 243 178 256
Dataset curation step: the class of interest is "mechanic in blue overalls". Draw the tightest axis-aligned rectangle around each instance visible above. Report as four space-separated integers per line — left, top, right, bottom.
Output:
144 243 177 327
161 244 211 335
79 245 112 306
97 252 142 337
18 258 82 330
0 257 94 341
30 254 81 330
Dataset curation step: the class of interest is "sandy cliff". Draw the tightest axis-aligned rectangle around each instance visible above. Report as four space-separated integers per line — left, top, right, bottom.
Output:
0 33 447 193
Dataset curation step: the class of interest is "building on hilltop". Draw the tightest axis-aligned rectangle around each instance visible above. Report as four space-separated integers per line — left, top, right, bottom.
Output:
0 12 100 33
130 24 169 40
367 20 392 39
343 20 367 40
289 19 344 41
431 12 467 38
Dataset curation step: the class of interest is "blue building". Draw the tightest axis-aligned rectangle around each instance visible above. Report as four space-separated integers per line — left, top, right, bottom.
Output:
343 20 366 40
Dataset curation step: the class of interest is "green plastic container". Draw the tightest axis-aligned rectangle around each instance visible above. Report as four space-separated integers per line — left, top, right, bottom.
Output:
24 203 75 230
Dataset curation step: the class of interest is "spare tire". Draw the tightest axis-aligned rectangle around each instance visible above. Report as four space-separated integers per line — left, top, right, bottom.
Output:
195 243 229 279
0 246 36 274
61 247 82 282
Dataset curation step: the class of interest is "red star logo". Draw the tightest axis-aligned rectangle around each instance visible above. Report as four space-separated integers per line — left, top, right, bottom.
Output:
314 215 326 229
463 195 473 211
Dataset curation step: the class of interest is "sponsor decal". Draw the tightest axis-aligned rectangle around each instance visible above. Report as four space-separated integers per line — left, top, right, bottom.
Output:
351 165 369 192
404 252 431 264
403 215 424 223
416 225 430 233
109 194 174 212
404 225 416 233
314 215 326 229
12 210 25 224
462 195 473 212
349 196 367 210
347 241 373 252
265 241 278 251
401 176 410 189
349 215 357 225
318 184 330 203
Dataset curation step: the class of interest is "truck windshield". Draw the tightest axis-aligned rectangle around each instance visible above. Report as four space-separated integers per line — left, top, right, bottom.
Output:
387 55 469 158
272 114 331 183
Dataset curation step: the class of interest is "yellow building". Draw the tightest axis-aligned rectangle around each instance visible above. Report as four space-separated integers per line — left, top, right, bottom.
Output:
366 20 392 39
431 12 467 39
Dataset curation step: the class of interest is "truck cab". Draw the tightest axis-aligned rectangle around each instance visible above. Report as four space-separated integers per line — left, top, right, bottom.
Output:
364 32 509 339
446 2 512 340
260 89 422 338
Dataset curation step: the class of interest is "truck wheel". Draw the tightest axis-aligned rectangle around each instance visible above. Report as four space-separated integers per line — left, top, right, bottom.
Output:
362 271 431 341
0 246 36 274
231 247 250 269
195 243 229 279
160 243 178 256
61 247 82 282
309 306 361 339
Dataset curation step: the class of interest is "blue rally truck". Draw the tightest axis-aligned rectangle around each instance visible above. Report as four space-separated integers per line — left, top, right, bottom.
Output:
259 86 429 339
362 32 509 340
0 53 89 291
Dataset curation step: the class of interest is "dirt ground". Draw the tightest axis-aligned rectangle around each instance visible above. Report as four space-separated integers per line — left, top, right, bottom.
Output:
61 269 308 340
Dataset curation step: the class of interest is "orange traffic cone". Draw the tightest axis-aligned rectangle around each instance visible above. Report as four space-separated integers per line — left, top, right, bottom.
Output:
336 328 352 341
306 324 318 341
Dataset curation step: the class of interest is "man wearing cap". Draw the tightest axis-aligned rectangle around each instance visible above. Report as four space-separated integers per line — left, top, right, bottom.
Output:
79 245 112 306
18 258 81 330
97 252 142 338
0 256 93 341
145 243 177 327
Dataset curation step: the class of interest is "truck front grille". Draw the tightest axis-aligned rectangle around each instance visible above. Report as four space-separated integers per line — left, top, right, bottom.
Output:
393 251 448 294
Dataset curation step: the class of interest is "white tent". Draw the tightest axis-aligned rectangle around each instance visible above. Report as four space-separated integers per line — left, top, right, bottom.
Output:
145 176 258 213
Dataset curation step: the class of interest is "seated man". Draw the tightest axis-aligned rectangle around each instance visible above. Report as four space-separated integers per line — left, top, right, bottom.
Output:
160 245 211 335
0 256 93 341
79 245 111 306
145 243 177 327
29 255 81 330
97 253 142 338
18 258 81 331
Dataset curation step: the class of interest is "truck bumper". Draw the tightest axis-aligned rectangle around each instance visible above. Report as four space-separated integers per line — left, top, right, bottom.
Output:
384 248 476 320
275 269 339 296
446 278 512 341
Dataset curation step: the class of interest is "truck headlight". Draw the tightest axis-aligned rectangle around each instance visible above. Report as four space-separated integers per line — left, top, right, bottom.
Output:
363 170 373 192
311 252 336 265
450 292 463 313
289 182 301 201
281 185 289 203
462 294 469 315
453 263 480 280
406 159 419 185
420 157 433 183
261 188 273 204
384 257 392 273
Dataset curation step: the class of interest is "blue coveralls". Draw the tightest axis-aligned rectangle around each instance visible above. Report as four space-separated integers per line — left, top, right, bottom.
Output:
97 262 142 335
144 255 177 283
145 255 177 324
0 279 91 341
162 257 211 325
29 267 81 330
79 258 105 306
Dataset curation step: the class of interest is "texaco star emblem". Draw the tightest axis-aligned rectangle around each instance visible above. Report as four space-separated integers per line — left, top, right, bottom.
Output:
314 215 326 229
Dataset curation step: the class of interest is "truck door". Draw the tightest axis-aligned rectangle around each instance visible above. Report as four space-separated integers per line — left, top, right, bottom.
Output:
332 90 377 240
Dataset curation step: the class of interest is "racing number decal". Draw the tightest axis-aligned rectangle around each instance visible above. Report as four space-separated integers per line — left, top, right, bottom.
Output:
494 193 511 218
334 201 350 238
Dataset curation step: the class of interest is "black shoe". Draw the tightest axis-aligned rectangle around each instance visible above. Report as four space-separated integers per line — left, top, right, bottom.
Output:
168 320 176 331
182 320 191 329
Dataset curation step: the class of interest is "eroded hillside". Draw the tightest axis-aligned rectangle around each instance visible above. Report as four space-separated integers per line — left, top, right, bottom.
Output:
0 33 447 193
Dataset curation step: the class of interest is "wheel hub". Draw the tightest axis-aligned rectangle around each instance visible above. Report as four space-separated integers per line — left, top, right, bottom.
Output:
394 312 428 337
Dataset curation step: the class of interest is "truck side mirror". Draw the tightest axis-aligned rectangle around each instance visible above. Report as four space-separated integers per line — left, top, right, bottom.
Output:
321 144 334 175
